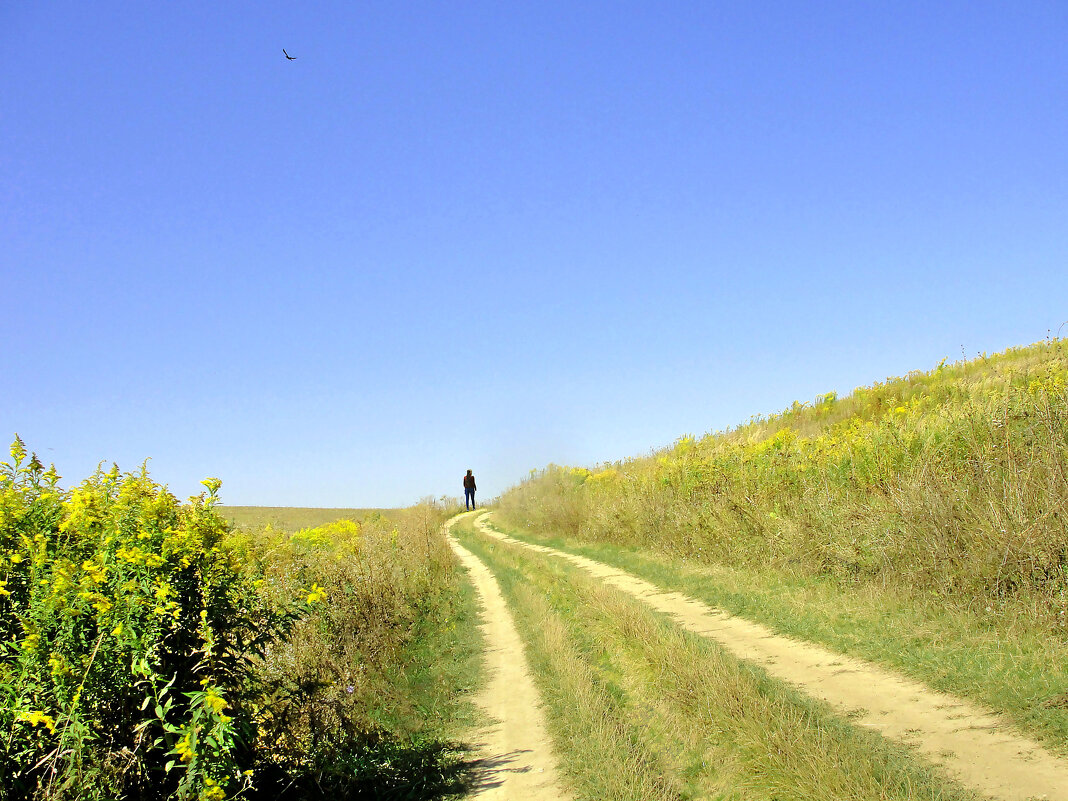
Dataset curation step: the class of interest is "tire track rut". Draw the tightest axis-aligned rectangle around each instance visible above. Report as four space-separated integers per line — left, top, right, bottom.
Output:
445 514 570 800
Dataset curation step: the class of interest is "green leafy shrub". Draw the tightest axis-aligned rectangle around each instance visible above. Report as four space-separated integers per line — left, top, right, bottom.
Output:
2 442 473 800
0 438 299 801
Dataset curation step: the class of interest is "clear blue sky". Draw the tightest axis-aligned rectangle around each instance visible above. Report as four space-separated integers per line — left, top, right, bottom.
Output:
3 2 1067 507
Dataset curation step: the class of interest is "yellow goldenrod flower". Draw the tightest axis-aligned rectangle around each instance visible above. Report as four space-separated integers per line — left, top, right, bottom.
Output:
174 732 195 763
203 689 229 715
16 710 56 732
48 653 72 676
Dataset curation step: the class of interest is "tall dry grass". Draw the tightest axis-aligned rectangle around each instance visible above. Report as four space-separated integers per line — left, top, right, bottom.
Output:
227 502 479 798
498 340 1068 616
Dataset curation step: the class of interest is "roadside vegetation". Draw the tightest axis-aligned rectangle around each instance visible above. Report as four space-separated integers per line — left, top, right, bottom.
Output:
221 507 384 533
496 338 1068 751
452 516 978 801
0 439 480 801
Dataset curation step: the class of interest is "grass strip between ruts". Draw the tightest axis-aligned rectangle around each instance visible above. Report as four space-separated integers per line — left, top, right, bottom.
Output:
454 517 979 801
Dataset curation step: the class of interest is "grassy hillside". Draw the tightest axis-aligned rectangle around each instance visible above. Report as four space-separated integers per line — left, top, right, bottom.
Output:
498 338 1068 615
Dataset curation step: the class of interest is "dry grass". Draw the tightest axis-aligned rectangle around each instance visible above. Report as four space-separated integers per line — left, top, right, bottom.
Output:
221 505 386 532
229 503 483 798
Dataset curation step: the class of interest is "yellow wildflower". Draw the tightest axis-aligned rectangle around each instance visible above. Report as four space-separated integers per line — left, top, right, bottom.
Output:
16 710 56 732
48 653 71 676
174 732 195 763
203 688 229 716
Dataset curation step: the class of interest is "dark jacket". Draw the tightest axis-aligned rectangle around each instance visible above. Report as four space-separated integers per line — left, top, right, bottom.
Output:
463 474 476 490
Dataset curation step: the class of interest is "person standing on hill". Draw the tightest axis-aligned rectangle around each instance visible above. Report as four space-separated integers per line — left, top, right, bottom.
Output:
463 470 477 510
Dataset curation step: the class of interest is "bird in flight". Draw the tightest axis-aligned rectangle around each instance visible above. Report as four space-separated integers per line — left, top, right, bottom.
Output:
283 49 297 60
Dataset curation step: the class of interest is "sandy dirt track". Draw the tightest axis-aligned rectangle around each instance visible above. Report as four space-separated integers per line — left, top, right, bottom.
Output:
445 514 570 800
474 513 1068 801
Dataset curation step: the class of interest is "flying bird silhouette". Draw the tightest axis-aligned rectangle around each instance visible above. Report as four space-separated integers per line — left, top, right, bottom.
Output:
283 49 297 60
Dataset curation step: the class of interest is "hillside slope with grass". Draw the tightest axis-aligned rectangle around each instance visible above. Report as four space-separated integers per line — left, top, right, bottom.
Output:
494 339 1068 756
500 339 1068 614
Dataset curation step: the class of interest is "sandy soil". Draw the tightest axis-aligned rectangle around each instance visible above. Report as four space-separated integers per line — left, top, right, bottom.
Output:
445 514 571 800
474 513 1068 801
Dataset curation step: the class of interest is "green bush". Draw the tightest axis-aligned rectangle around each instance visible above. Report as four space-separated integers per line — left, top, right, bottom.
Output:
0 437 299 801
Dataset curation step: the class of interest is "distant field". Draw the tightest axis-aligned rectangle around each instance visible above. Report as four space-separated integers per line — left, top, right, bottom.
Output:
221 505 389 531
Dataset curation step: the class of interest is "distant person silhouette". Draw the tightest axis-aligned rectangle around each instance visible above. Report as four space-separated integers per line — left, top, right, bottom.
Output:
463 470 477 510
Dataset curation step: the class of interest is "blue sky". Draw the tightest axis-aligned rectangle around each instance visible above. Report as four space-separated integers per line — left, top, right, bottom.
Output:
3 1 1067 507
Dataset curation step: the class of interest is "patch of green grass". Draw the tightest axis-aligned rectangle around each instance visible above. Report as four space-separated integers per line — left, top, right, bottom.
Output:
260 734 477 801
454 518 978 801
452 518 683 801
483 515 1068 756
369 562 485 737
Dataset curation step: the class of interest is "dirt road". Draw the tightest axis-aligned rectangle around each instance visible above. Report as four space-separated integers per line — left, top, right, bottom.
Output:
472 512 1068 801
444 514 570 800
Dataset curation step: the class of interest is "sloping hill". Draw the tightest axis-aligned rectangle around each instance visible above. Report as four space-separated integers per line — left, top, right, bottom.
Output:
499 338 1068 608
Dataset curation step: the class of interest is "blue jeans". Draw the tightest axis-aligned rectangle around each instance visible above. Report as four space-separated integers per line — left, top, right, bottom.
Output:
465 488 476 510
